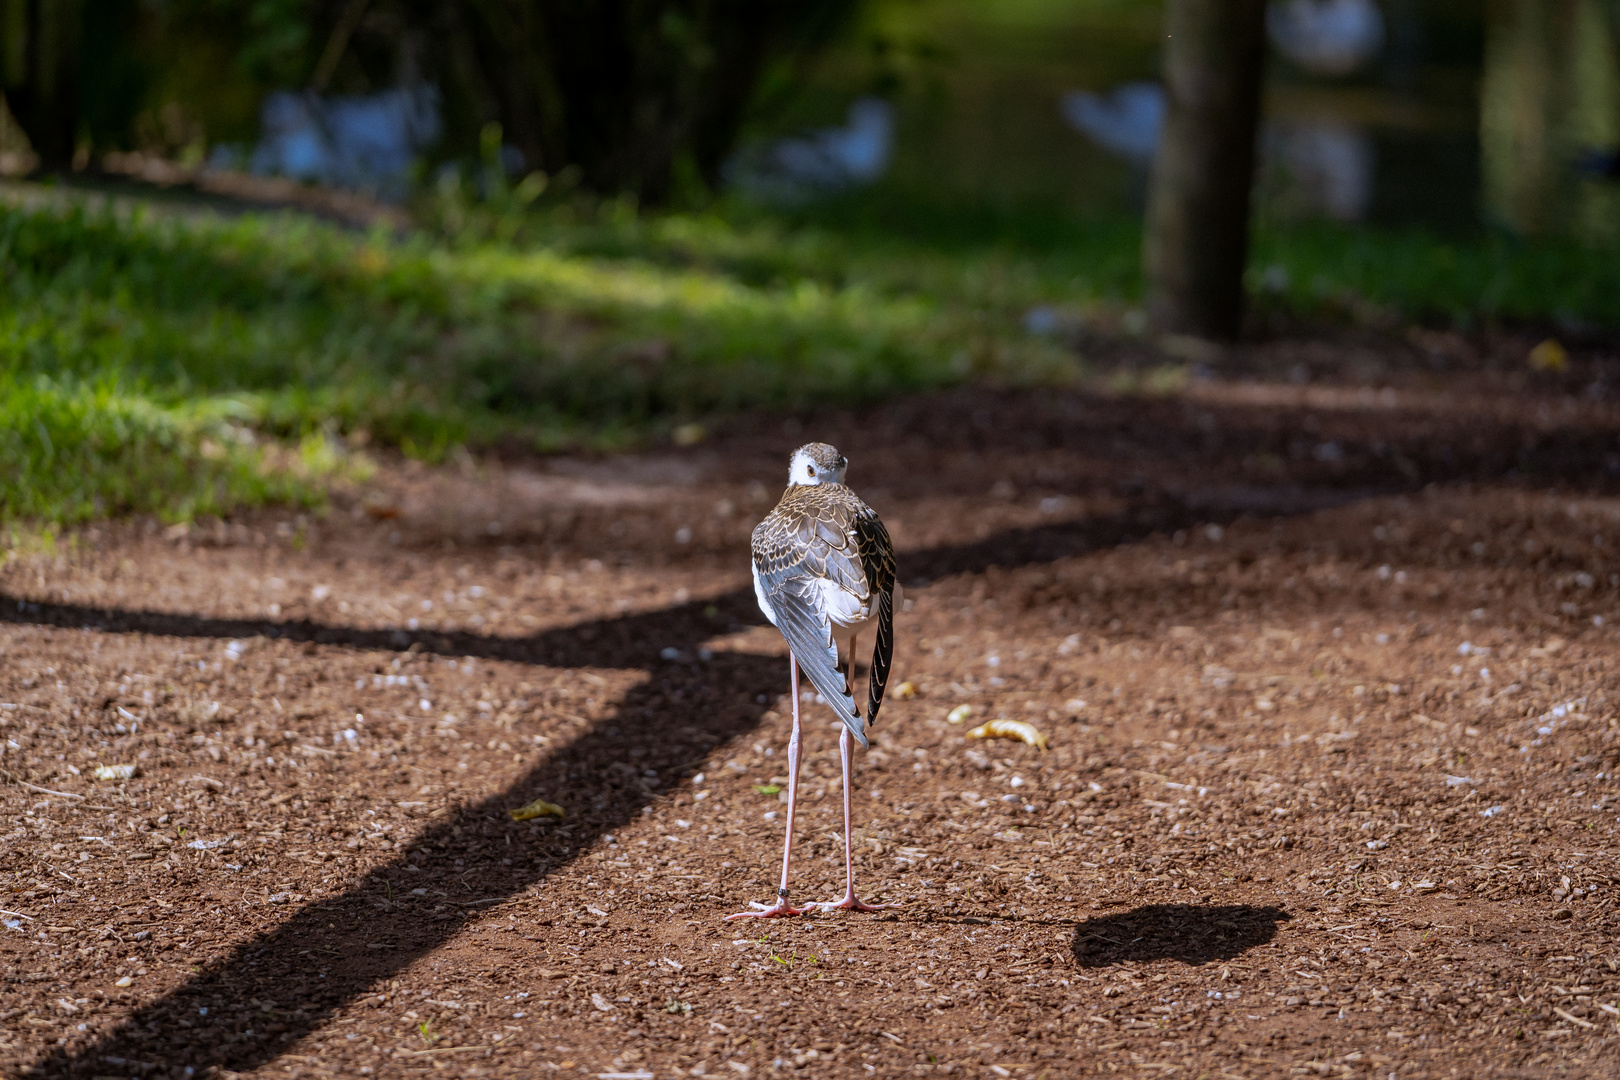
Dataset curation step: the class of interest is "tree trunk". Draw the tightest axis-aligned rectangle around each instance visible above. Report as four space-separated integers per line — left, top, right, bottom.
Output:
1 0 84 169
1143 0 1268 342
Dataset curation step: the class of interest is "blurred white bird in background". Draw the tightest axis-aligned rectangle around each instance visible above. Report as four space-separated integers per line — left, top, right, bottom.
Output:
1267 0 1386 76
1060 82 1165 166
728 97 895 203
1265 122 1374 220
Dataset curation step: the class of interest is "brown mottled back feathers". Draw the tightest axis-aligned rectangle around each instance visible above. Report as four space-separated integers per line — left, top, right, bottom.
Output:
752 482 896 748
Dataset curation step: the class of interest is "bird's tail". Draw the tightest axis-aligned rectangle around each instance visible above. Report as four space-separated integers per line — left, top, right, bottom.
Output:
794 650 867 750
840 697 870 750
817 668 868 750
770 588 869 749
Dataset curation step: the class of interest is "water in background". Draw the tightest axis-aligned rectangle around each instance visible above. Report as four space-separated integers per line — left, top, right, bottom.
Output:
762 0 1619 239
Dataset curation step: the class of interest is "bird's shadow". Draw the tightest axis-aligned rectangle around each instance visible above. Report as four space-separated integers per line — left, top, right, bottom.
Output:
1070 904 1290 967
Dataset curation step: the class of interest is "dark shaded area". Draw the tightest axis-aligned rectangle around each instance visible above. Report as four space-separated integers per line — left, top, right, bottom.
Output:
0 485 1347 663
0 587 767 673
902 490 1375 584
414 0 860 199
34 0 861 201
1368 131 1482 233
3 0 85 167
1071 904 1291 967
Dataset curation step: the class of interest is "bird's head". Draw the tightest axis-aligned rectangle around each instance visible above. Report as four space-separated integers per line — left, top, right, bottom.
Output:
787 442 848 487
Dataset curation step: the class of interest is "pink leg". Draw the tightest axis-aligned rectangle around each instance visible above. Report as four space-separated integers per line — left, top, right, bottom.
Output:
820 728 900 912
823 634 899 913
726 656 815 920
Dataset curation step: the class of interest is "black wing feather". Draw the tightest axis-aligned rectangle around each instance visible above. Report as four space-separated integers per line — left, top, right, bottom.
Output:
855 514 896 728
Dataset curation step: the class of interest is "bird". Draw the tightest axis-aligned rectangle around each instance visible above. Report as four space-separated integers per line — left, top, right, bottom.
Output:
727 442 899 919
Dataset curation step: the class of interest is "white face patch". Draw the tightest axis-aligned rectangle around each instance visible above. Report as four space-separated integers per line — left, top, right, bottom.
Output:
789 451 821 486
788 449 847 487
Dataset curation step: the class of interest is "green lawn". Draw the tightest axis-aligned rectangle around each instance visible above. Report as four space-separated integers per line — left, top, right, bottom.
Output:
1 181 1616 524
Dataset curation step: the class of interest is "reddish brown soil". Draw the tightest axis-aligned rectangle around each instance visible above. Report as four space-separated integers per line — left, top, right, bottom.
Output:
4 335 1620 1080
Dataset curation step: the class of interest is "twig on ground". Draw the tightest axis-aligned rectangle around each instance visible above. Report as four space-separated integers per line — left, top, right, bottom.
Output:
1553 1007 1596 1029
1 769 85 800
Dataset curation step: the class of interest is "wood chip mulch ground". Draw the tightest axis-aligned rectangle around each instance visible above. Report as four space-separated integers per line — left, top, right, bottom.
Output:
3 333 1620 1079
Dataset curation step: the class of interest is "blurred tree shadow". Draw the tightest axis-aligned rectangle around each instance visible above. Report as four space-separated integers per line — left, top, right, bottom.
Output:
14 597 781 1079
1071 904 1291 967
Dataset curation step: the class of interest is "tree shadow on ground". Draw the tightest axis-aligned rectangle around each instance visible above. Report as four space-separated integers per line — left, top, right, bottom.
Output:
1071 904 1291 967
0 492 1317 667
18 640 783 1079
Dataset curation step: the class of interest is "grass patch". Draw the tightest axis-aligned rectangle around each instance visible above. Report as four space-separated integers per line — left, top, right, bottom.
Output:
1 182 1616 525
1249 221 1620 329
0 374 330 524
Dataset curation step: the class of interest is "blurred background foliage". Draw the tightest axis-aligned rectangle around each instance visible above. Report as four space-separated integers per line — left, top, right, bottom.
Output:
0 0 1618 524
21 0 865 198
8 0 1614 232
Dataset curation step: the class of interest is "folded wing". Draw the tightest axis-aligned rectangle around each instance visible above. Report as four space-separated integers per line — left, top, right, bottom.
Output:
753 497 869 748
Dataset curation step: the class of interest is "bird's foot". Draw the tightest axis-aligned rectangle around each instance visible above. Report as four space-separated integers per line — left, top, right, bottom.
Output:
723 898 818 921
818 891 900 913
